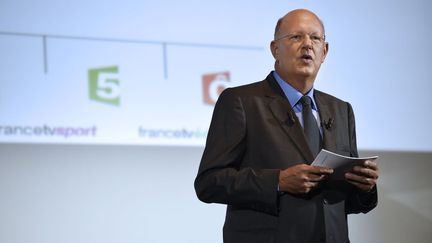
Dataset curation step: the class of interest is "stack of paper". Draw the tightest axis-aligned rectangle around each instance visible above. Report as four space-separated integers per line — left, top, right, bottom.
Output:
311 149 378 180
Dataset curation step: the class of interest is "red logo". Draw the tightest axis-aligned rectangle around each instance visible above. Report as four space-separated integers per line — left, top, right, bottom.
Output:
202 71 230 105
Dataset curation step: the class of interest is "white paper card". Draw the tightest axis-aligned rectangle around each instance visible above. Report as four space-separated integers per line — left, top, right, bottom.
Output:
312 149 378 180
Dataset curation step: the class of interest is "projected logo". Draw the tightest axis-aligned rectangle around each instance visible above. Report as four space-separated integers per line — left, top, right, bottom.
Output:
202 71 230 105
88 66 120 106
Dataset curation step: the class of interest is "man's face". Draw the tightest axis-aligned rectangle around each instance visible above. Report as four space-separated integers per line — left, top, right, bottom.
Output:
271 11 328 81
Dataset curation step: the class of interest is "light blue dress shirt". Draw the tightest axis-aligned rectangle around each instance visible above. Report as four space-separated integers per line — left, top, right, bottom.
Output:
272 71 322 132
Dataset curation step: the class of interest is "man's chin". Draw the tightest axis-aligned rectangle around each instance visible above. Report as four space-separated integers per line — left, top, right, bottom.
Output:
294 68 317 78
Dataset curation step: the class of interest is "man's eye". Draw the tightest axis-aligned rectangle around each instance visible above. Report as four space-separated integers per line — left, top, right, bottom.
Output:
290 35 302 41
311 36 322 41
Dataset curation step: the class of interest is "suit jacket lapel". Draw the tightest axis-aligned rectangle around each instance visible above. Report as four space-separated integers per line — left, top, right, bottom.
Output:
264 74 315 163
315 91 337 152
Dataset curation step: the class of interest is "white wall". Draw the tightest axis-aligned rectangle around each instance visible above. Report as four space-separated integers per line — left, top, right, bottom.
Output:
1 144 431 243
0 144 222 243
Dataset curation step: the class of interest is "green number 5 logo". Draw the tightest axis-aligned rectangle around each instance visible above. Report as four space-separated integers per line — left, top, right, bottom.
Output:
88 66 120 106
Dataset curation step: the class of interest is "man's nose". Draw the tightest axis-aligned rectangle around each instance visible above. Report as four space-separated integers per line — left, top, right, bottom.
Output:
302 35 313 49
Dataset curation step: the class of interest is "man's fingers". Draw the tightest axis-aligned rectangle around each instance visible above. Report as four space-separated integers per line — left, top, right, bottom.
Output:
345 179 375 192
364 160 378 170
301 181 319 193
310 166 334 175
352 166 379 179
279 164 334 194
307 173 326 182
345 172 376 186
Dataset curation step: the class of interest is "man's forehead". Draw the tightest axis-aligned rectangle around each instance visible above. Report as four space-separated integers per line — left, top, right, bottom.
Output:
283 9 320 21
280 10 324 32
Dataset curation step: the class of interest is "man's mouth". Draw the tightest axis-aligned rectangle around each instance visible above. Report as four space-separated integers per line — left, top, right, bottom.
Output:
300 54 313 61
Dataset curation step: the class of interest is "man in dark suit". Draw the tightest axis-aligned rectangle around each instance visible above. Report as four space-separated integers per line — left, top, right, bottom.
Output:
194 9 379 243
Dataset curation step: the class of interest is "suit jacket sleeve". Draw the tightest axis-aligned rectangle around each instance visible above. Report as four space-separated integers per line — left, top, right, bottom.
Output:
345 102 378 214
194 88 280 215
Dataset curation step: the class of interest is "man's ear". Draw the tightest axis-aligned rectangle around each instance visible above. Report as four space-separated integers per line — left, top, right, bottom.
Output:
321 42 329 63
270 41 278 59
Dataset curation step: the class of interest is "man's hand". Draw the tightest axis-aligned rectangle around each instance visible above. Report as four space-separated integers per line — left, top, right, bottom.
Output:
345 160 379 192
279 164 334 194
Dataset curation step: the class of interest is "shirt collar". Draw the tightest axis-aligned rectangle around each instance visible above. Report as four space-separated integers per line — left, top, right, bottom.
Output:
272 71 318 112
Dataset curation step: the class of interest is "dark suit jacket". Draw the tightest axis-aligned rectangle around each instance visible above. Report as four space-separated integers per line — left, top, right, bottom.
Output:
194 73 377 243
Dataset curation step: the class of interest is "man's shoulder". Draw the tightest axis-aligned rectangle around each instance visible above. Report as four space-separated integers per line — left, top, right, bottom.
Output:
221 79 268 98
214 78 273 109
315 89 348 105
229 79 267 93
314 89 355 115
